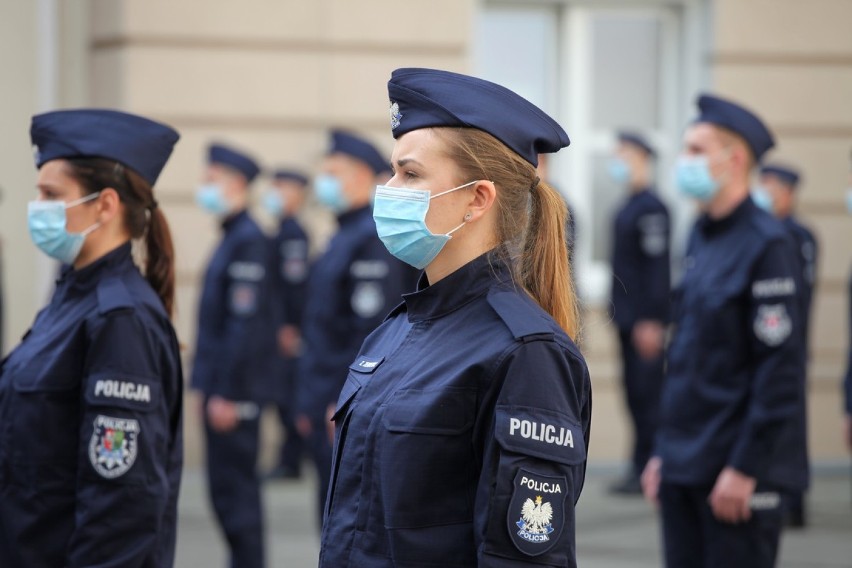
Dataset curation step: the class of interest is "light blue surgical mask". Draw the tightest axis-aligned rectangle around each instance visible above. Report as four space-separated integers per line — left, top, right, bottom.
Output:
607 158 630 185
845 188 852 214
373 180 477 269
262 190 285 218
751 186 774 213
28 192 101 264
314 174 349 214
675 156 720 202
196 183 229 215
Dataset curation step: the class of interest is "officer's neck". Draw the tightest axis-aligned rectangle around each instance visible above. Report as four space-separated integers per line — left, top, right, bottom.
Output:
629 164 651 193
707 180 749 220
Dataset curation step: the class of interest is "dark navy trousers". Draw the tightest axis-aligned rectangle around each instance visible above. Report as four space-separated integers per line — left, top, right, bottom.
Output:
618 329 664 477
204 408 264 568
659 482 783 568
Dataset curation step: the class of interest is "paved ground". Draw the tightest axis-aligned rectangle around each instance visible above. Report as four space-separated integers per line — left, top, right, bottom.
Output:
175 467 852 567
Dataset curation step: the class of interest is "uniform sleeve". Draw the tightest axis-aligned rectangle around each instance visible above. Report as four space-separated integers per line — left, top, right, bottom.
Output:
476 339 591 567
281 232 310 327
67 310 180 568
208 235 271 399
845 272 852 414
634 208 671 323
727 238 803 478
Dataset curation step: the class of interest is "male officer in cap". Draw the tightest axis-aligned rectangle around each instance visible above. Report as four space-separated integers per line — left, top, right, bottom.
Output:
191 142 274 568
261 168 310 480
759 164 816 527
608 132 670 495
642 94 803 568
843 149 852 453
296 129 417 524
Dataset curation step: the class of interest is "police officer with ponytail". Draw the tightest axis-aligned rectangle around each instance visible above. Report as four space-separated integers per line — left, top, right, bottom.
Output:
319 68 591 567
0 109 183 567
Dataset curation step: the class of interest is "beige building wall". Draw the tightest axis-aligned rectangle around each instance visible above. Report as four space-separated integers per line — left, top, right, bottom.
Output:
710 0 852 460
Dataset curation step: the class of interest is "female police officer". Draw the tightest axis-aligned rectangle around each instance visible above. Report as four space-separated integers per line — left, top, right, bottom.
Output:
319 68 592 567
0 109 183 567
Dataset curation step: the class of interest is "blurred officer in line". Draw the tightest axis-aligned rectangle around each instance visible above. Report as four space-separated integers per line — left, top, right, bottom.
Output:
320 66 590 568
296 130 418 523
642 94 803 568
537 153 577 270
191 143 274 568
0 109 183 567
0 185 4 355
758 164 816 527
843 149 852 451
260 168 310 480
608 132 670 495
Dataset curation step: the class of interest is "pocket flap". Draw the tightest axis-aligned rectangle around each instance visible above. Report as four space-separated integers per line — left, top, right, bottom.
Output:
383 388 475 435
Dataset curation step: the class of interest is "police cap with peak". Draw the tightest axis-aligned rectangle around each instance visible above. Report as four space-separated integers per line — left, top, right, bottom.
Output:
387 67 570 167
694 93 775 162
31 108 179 185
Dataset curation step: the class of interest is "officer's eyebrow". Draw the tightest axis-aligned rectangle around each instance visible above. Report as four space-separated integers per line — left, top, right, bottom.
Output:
395 158 424 169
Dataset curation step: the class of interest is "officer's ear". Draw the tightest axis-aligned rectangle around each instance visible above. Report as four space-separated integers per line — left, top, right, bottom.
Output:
465 180 496 223
95 187 122 224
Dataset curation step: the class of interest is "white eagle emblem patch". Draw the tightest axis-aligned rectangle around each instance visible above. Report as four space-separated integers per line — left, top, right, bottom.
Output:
390 101 402 130
753 303 792 347
88 415 140 479
517 496 555 542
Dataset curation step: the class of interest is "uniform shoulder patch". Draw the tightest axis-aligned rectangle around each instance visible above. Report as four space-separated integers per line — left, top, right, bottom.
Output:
351 281 384 318
96 277 134 314
488 292 554 340
495 405 586 465
508 468 567 556
753 303 792 346
88 415 140 479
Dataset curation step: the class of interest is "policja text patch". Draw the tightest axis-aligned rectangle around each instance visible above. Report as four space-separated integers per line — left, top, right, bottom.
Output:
507 468 567 556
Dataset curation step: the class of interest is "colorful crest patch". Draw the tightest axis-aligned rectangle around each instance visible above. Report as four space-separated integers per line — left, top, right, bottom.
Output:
390 101 402 130
507 468 567 556
753 303 792 346
88 415 140 479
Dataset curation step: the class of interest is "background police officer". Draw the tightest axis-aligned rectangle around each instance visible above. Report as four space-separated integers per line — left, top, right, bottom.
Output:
844 149 852 453
759 163 817 527
191 143 273 568
295 130 418 523
642 94 803 568
261 168 310 480
607 132 670 495
0 109 183 567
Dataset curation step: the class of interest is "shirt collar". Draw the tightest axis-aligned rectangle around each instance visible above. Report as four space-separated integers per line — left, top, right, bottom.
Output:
58 241 133 291
221 209 249 231
401 250 513 322
337 204 372 226
697 196 754 236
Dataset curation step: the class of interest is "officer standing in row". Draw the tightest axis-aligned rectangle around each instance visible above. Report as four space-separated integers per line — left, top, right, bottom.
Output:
843 150 852 451
320 67 591 567
607 132 670 495
261 168 310 480
759 164 817 527
642 94 803 568
191 143 274 568
0 109 183 567
296 130 417 523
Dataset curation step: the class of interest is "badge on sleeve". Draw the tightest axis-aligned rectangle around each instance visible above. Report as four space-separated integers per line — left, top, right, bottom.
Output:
88 415 140 479
230 283 258 315
753 303 792 346
507 468 567 556
351 281 384 318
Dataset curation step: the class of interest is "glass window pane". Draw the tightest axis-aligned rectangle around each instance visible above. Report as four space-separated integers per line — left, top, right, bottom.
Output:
591 14 661 129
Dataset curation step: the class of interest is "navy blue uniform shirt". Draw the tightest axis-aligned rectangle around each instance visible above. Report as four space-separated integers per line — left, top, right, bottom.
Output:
297 205 417 420
845 268 852 414
0 243 183 567
319 252 592 567
658 198 803 488
269 216 310 329
610 189 671 330
783 215 818 339
191 210 275 402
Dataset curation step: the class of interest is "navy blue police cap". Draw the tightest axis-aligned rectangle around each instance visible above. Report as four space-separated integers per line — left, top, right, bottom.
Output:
695 94 775 162
272 168 309 186
328 130 390 175
760 164 800 189
30 108 179 185
387 68 570 167
617 131 655 157
208 143 261 183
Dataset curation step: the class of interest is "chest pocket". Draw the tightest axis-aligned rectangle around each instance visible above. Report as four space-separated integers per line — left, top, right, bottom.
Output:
379 387 477 529
700 287 746 348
